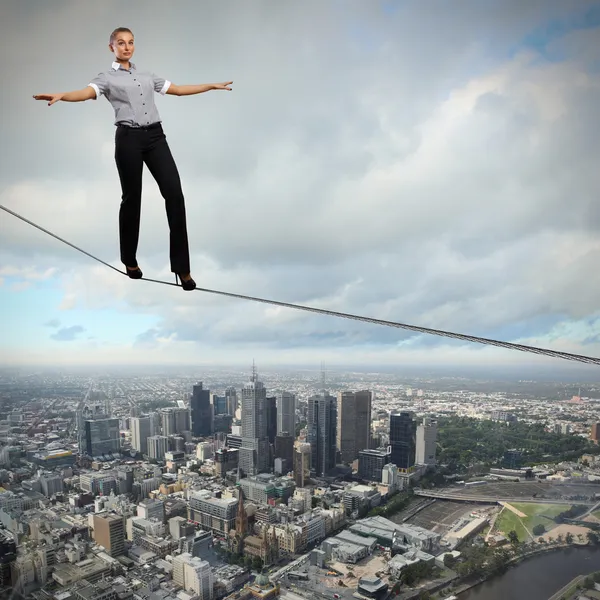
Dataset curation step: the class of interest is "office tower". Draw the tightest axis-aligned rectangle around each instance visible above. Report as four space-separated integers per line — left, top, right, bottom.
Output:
131 416 152 455
415 418 438 466
389 411 416 472
148 435 169 460
147 411 160 436
274 434 294 465
191 383 213 437
337 390 372 464
93 513 125 557
293 441 311 487
211 394 228 416
277 391 296 437
239 366 270 476
307 393 337 476
358 448 391 481
266 396 277 444
160 407 191 437
225 387 238 416
160 408 176 437
174 407 191 433
84 418 120 457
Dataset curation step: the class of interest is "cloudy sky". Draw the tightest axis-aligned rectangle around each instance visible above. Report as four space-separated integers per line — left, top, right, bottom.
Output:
1 0 600 371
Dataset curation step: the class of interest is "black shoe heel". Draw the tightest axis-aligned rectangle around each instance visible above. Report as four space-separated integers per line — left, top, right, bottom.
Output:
175 273 196 291
126 266 143 279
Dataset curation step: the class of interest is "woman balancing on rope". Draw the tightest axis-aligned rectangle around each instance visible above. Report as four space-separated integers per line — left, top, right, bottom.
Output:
33 27 233 291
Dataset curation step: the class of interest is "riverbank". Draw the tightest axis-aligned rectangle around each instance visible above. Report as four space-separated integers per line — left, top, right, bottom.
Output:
459 545 600 600
441 543 584 599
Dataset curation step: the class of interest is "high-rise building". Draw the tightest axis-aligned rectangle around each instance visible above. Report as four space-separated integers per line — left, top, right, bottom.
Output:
293 441 312 487
274 434 294 465
191 383 213 437
415 418 437 466
93 513 125 557
337 390 372 464
131 416 152 455
307 394 337 476
173 552 213 600
277 391 296 437
266 396 277 444
389 412 416 472
211 394 228 416
239 367 271 476
148 435 169 460
84 418 120 458
160 407 191 437
225 387 238 416
358 448 391 482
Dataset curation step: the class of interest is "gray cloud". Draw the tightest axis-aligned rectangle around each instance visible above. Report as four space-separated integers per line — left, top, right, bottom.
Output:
2 0 600 366
50 326 85 342
44 319 61 328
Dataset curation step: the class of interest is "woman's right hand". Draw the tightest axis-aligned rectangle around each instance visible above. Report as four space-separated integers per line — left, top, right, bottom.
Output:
33 93 64 106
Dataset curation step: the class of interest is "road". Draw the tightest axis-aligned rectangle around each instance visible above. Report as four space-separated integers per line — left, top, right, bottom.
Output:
414 490 594 506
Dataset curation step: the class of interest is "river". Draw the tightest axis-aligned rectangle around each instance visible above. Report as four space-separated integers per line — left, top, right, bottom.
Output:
460 547 600 600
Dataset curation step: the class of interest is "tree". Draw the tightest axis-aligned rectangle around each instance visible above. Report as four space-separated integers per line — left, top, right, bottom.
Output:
587 531 599 545
532 524 545 536
507 530 519 546
443 553 457 569
565 532 574 545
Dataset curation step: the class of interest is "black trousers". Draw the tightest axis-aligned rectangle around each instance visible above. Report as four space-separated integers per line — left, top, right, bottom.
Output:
114 123 191 273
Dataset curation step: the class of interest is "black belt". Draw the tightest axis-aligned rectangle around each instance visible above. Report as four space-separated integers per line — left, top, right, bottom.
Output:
117 122 161 130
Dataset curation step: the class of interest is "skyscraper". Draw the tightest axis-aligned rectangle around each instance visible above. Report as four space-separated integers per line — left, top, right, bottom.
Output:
266 396 277 445
160 407 191 437
225 387 238 416
389 412 416 472
415 418 438 466
131 416 152 455
307 394 337 476
337 390 372 464
293 441 312 487
148 435 169 460
276 391 296 437
239 366 270 476
84 418 120 458
191 383 213 437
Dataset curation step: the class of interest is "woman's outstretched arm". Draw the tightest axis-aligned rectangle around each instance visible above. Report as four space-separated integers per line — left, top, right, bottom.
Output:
166 81 233 96
33 87 96 106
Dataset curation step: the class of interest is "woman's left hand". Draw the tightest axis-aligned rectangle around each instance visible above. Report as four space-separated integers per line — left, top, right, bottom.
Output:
214 81 233 91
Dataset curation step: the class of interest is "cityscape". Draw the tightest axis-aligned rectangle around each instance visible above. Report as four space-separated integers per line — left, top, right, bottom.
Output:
3 1 600 600
1 364 600 600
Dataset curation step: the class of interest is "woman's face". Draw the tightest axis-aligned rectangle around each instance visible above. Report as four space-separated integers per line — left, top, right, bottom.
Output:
110 32 135 61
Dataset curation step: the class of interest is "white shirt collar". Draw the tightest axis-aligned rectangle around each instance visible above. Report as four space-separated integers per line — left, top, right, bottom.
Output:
111 61 136 71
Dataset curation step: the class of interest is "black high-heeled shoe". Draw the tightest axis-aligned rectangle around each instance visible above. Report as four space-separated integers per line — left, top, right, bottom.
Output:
175 273 196 291
126 266 143 279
